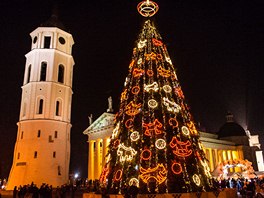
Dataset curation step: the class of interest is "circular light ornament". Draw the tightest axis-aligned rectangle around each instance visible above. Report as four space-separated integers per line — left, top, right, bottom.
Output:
129 178 139 187
171 162 182 175
181 126 190 136
155 139 166 149
163 85 172 93
192 174 201 186
137 0 159 17
130 131 140 142
141 149 152 160
148 99 158 109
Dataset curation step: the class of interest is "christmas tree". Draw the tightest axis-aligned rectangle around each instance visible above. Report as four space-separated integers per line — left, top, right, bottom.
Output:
100 0 213 194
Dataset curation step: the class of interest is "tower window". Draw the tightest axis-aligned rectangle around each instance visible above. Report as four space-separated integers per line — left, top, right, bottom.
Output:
33 36 38 44
38 99 44 114
27 65 31 83
53 151 56 158
40 62 47 81
34 151 38 158
58 65 64 83
37 130 41 137
55 131 58 138
21 131 24 139
55 101 61 116
44 36 51 48
17 153 20 160
59 37 65 45
58 166 61 175
23 103 27 117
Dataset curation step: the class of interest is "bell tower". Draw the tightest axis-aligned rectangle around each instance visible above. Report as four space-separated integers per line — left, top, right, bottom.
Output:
7 14 74 189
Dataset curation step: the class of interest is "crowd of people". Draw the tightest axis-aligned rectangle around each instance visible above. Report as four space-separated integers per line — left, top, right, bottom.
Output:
213 177 264 197
0 177 263 198
12 183 77 198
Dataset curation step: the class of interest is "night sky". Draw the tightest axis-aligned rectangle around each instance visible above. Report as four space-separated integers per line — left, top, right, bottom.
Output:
0 0 263 179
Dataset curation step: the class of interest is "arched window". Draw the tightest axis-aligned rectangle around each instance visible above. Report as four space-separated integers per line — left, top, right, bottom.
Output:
40 62 47 81
55 100 62 116
27 65 31 83
38 99 44 114
58 65 64 83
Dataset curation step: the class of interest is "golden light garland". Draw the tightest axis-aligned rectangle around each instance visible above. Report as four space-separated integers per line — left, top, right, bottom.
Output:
144 82 159 92
125 101 142 116
157 66 171 77
163 97 181 113
140 164 167 184
117 143 137 162
137 0 159 17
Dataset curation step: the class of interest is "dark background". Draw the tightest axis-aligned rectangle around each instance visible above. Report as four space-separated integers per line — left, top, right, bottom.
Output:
0 0 263 179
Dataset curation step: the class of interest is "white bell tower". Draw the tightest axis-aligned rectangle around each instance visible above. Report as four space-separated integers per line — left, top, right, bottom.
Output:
7 14 74 189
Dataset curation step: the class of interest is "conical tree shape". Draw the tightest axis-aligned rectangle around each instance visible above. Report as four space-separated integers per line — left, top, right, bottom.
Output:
100 19 213 194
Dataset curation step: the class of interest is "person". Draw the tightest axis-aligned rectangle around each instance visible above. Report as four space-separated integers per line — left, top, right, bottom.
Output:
128 182 139 198
13 186 18 198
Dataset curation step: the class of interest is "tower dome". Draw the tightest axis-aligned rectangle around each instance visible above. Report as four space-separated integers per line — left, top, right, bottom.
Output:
218 112 246 138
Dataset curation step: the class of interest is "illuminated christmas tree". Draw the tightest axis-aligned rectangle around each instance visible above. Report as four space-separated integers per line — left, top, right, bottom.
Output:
100 0 213 194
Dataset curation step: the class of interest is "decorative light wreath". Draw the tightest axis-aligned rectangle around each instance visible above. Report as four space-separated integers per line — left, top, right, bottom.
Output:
155 138 166 149
137 0 159 17
130 131 140 141
181 126 190 136
192 174 201 186
148 99 158 109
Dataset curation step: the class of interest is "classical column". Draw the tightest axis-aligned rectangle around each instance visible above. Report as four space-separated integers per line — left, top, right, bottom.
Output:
102 138 109 167
214 149 219 167
95 139 102 179
227 150 233 172
222 150 227 161
88 140 95 180
208 148 214 171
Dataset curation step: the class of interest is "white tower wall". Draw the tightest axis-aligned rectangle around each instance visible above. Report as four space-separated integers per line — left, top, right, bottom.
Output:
7 25 74 189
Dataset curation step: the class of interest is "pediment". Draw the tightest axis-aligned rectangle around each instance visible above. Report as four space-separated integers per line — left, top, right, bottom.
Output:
83 112 115 134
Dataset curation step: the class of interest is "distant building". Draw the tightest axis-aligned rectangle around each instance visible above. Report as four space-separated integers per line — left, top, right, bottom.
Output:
83 111 264 180
7 13 74 189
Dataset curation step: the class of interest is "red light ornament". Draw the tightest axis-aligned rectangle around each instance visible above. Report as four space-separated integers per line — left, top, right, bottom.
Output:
114 169 123 182
171 162 183 175
140 149 152 160
170 137 192 157
152 38 163 46
143 119 163 136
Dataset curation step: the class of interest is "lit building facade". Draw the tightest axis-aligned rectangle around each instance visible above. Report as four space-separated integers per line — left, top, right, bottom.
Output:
84 112 264 180
7 15 74 189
